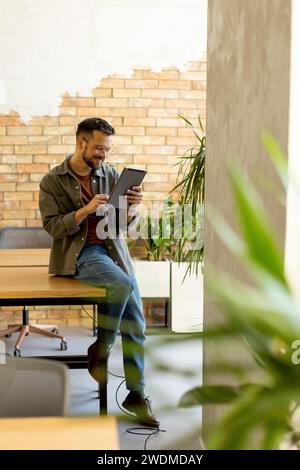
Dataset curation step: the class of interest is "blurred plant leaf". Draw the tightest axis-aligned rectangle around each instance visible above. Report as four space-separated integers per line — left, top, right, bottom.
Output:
179 384 257 407
229 165 285 283
261 131 288 189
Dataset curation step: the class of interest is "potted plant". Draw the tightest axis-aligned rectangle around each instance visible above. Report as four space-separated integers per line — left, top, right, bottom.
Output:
170 114 205 277
128 204 173 303
167 115 205 332
127 198 203 332
126 114 205 331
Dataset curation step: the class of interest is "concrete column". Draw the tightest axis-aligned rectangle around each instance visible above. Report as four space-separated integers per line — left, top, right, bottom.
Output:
285 0 300 303
203 0 292 444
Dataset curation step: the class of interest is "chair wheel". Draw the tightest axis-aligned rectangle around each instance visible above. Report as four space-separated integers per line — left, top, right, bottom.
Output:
14 348 21 357
5 334 12 338
60 340 67 351
25 332 29 336
52 328 59 334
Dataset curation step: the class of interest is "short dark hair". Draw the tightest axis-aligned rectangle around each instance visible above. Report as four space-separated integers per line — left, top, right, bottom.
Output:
76 117 115 137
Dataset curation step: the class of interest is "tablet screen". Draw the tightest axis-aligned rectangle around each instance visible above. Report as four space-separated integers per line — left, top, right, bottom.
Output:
108 167 147 208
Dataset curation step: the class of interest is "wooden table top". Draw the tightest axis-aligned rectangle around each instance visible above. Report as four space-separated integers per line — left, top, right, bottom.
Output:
0 416 118 450
0 266 106 300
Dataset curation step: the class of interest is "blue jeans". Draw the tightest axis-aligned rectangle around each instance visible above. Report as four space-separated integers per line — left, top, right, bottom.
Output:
74 244 146 393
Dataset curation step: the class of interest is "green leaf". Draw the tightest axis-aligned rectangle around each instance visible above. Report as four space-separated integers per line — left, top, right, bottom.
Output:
177 113 194 128
179 385 243 406
206 266 300 349
207 207 245 258
229 165 285 283
261 131 288 189
208 385 292 449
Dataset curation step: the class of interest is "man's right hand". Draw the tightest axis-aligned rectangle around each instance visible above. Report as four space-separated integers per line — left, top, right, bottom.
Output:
75 194 109 225
85 194 109 214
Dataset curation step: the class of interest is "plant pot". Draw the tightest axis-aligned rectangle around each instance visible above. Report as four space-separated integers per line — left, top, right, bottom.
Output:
170 262 203 333
133 260 170 298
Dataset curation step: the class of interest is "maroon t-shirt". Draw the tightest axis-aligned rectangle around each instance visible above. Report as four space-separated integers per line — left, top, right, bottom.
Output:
70 167 104 246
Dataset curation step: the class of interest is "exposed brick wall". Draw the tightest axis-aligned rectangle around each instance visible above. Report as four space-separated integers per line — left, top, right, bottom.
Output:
0 55 206 329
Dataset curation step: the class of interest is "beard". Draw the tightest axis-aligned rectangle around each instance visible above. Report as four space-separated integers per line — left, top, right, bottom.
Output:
82 148 104 171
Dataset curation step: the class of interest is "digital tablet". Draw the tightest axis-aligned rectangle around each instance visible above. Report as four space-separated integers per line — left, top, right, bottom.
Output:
108 167 147 208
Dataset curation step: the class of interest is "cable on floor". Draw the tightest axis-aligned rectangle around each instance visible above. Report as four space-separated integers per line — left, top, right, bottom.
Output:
80 305 94 321
83 326 167 450
126 427 165 451
109 370 166 450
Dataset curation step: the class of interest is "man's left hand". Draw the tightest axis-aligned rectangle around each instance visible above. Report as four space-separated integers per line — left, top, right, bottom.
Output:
126 186 143 205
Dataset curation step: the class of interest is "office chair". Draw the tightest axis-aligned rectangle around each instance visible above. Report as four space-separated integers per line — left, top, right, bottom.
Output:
0 227 67 357
0 356 69 417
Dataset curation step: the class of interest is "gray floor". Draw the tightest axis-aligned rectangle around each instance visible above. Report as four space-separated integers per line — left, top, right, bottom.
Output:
4 326 202 450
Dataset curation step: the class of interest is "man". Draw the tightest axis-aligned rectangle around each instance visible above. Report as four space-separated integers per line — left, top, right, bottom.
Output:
39 117 159 427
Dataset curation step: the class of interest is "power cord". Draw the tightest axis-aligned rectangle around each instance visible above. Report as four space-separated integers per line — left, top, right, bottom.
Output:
126 427 164 451
82 307 167 450
80 305 94 321
108 370 166 450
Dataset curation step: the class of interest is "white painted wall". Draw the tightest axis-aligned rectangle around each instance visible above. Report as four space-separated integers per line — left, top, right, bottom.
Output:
0 0 207 121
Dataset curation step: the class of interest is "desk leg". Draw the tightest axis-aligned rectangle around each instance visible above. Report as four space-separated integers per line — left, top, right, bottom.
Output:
97 304 108 416
93 304 97 337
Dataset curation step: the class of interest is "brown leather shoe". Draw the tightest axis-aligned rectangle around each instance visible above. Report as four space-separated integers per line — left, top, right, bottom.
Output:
87 340 110 383
122 392 160 428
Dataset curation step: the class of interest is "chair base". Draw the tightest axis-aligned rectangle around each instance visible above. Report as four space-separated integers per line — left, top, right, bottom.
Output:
0 323 66 351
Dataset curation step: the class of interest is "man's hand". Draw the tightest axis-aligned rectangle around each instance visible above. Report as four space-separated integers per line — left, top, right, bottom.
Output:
75 194 109 225
86 194 109 214
126 186 143 205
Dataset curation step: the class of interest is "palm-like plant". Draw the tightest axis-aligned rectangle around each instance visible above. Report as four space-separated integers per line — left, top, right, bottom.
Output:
128 115 205 268
170 114 205 277
179 133 300 449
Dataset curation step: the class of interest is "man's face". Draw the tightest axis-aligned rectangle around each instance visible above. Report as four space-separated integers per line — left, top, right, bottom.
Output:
80 130 113 171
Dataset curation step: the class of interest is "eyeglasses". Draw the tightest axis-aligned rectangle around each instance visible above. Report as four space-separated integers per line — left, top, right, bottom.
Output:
82 137 113 155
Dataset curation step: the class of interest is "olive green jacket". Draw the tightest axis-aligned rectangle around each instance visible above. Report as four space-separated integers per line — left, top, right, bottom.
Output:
39 155 134 276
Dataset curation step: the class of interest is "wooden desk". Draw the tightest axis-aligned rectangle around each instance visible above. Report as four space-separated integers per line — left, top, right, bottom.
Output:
0 416 118 450
0 249 108 415
0 266 106 301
